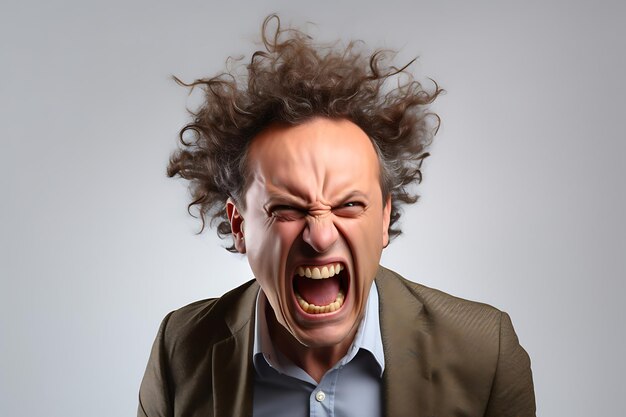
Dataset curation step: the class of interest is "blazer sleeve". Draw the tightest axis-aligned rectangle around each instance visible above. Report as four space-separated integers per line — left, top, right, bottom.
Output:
484 312 536 417
138 312 174 417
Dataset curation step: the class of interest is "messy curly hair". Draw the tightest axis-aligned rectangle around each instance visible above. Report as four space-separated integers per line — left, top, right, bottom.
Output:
168 14 443 252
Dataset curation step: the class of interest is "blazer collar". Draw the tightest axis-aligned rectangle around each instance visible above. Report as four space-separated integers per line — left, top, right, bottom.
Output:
211 280 259 417
376 266 433 417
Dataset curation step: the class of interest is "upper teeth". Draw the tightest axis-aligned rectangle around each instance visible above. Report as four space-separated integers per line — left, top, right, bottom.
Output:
295 263 344 279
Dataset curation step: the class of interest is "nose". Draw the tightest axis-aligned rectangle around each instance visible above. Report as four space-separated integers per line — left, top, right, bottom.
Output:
302 216 339 253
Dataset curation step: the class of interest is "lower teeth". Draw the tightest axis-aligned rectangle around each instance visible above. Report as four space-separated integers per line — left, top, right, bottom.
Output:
296 290 345 314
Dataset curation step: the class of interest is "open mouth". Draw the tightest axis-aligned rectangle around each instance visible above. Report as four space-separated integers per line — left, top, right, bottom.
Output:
293 262 348 314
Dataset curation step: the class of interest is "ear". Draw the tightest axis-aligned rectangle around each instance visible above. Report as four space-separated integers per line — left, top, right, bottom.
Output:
226 197 246 254
382 194 392 248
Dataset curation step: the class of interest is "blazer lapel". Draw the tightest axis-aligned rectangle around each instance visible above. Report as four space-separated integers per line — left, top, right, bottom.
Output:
377 267 433 417
211 281 259 417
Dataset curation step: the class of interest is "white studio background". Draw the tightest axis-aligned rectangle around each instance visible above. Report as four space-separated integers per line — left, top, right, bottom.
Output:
1 0 624 416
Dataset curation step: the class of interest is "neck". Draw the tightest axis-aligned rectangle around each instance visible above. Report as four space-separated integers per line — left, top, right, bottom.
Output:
265 305 357 383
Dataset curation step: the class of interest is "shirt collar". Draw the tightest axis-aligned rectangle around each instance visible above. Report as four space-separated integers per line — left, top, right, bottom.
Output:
252 281 385 378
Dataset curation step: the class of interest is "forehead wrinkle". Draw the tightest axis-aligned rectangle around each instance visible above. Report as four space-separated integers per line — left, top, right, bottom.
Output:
266 167 342 209
321 168 376 200
264 184 309 206
265 136 328 204
293 124 366 204
247 117 383 207
291 140 378 205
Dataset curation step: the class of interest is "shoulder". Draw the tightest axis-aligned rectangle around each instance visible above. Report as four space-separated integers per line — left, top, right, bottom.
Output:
376 266 509 362
376 266 535 408
160 279 259 350
139 280 260 415
376 272 535 413
377 266 503 322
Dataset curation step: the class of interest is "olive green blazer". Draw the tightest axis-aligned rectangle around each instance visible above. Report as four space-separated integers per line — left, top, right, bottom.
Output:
138 267 535 417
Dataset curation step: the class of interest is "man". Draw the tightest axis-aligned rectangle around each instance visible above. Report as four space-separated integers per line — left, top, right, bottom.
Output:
138 15 535 417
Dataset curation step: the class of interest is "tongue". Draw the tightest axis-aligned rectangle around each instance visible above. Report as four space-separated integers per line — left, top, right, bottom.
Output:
294 275 340 306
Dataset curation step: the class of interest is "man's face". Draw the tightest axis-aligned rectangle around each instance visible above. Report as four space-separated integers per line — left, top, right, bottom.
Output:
228 117 391 349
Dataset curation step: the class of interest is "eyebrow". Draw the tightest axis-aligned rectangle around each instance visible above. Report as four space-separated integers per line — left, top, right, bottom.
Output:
262 192 308 210
263 190 370 210
337 191 369 203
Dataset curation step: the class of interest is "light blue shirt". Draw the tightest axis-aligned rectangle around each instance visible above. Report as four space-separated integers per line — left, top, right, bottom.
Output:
252 283 385 417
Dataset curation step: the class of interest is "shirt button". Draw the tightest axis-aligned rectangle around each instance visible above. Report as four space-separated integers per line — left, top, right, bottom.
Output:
315 391 326 402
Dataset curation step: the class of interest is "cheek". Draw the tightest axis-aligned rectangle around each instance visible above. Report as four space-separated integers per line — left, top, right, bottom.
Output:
340 215 385 277
247 222 303 273
356 214 386 252
271 221 305 252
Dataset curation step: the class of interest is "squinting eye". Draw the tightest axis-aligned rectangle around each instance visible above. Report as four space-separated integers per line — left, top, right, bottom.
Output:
271 206 306 221
333 202 365 217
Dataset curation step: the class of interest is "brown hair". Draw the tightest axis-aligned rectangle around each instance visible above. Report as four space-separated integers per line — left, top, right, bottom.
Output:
168 15 443 251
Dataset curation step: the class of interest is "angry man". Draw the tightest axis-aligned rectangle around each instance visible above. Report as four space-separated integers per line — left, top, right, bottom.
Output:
138 15 536 417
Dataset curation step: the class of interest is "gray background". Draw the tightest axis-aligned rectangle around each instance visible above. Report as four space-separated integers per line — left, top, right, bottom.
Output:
2 0 624 415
